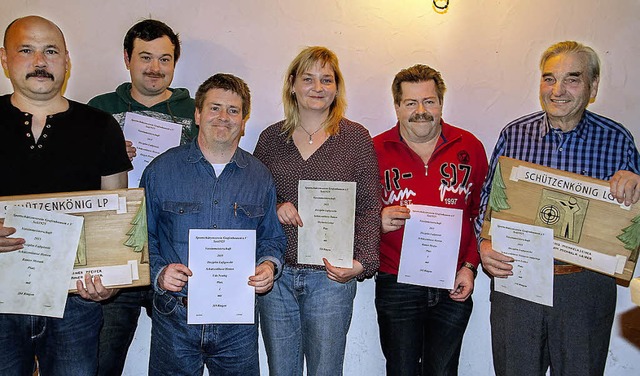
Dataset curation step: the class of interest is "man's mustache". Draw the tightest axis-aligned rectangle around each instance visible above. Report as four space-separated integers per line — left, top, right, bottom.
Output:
144 72 165 78
26 69 55 80
409 112 434 122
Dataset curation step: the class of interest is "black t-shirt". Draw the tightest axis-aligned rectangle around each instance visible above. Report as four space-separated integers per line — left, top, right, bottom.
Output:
0 94 132 196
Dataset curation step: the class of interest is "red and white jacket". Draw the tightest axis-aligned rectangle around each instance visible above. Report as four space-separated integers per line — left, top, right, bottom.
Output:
373 120 488 275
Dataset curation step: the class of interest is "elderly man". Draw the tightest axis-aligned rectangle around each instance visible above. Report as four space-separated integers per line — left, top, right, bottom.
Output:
0 15 131 375
374 64 488 375
88 19 196 376
476 41 640 375
141 73 285 375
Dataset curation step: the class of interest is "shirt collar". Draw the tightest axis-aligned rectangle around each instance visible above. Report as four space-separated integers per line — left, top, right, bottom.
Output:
541 110 591 141
186 140 248 168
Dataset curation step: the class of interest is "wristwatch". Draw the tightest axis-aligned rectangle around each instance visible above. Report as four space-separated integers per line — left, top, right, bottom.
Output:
462 262 477 278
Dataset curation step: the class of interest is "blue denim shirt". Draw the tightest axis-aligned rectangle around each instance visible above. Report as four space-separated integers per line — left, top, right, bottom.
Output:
140 141 286 296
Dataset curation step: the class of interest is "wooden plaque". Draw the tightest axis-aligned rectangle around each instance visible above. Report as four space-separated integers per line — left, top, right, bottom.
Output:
0 189 149 291
481 157 640 281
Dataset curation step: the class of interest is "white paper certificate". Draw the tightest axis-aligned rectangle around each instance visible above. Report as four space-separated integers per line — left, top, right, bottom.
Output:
0 206 83 318
397 205 462 289
123 112 182 188
491 218 554 306
297 180 356 268
187 229 256 324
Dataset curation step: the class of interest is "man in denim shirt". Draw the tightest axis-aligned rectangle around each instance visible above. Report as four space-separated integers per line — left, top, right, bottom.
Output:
140 73 285 375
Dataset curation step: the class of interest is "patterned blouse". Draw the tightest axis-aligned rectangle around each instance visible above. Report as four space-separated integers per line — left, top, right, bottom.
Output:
254 118 381 278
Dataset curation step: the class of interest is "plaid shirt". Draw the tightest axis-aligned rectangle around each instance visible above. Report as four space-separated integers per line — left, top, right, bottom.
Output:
475 109 640 238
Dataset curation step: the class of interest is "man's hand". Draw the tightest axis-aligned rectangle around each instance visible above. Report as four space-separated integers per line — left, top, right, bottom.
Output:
381 205 410 234
479 239 514 278
76 273 120 301
610 170 640 206
249 261 276 294
158 263 192 292
125 140 137 161
0 224 25 253
323 258 364 283
449 266 474 302
276 202 303 227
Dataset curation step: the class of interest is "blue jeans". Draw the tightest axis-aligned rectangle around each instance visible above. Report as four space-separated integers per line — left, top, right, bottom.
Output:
98 286 153 376
149 292 259 376
375 272 472 376
0 295 102 376
258 267 357 376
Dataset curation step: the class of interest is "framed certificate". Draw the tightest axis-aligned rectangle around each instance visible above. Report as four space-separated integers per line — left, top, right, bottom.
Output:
0 189 150 291
481 157 640 281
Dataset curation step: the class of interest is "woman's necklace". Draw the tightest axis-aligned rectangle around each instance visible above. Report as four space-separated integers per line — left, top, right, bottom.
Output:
298 124 324 144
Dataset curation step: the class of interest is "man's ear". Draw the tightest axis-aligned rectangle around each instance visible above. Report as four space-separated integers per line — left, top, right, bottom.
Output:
589 76 600 102
124 50 131 70
0 47 8 71
194 107 201 127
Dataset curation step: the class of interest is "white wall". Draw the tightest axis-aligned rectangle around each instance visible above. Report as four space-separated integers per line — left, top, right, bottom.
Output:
2 1 639 375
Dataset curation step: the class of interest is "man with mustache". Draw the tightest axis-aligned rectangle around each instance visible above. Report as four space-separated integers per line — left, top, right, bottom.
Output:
476 41 640 375
88 19 196 376
27 68 54 80
0 15 131 375
373 64 488 375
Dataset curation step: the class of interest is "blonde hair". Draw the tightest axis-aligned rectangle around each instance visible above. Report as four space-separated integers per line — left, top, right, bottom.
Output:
281 46 346 137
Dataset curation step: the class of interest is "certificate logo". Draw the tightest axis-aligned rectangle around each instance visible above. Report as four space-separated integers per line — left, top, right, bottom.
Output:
534 189 589 243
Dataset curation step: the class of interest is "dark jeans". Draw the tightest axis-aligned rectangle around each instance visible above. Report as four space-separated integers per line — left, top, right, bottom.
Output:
375 272 472 376
97 286 153 376
149 292 259 376
0 295 102 376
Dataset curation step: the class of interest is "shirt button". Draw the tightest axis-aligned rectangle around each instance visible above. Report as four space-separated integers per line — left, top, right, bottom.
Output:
213 224 218 229
37 144 43 149
178 209 185 214
214 200 219 205
42 134 48 138
26 133 31 137
24 121 29 125
30 145 35 150
46 124 51 128
559 147 564 151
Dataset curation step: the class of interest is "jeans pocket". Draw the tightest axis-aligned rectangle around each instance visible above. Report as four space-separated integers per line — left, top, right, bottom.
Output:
69 294 100 308
153 293 179 316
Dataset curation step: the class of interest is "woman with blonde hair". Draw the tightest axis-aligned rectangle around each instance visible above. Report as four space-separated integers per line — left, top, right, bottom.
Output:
254 46 380 375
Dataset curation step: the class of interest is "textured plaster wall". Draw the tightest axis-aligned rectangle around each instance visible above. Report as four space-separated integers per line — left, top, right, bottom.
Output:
1 1 639 375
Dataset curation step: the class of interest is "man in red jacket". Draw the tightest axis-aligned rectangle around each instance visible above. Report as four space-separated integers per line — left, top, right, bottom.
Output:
374 64 488 376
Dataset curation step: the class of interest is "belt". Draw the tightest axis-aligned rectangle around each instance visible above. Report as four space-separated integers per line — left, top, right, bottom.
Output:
180 297 188 307
553 264 584 275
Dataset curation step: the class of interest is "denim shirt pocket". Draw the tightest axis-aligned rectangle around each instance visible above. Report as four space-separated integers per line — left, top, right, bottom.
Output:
162 201 202 215
161 201 202 246
235 204 265 218
234 203 265 227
